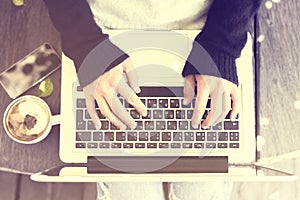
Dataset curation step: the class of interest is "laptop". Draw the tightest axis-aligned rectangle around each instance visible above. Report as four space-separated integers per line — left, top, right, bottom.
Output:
31 30 297 182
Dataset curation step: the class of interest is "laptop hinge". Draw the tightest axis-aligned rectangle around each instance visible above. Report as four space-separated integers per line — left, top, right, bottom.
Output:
87 156 228 174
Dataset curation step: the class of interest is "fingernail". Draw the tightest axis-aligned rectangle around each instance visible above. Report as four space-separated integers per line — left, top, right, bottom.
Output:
96 121 102 130
119 124 127 130
135 87 141 93
142 110 148 117
130 123 137 130
183 98 188 105
192 123 198 129
201 123 208 129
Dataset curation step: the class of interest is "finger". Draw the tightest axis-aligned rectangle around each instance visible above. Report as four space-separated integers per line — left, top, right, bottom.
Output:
85 94 102 130
213 91 231 125
117 78 147 117
230 86 240 121
191 76 209 129
96 95 127 130
183 75 195 105
123 59 141 93
202 91 222 129
110 92 137 129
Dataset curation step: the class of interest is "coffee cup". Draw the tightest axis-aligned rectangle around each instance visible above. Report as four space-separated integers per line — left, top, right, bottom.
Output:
3 95 60 144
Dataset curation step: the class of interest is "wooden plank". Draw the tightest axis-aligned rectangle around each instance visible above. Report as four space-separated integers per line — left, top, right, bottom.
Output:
82 183 97 200
0 0 63 173
0 171 18 200
257 0 300 157
51 183 84 200
19 174 53 200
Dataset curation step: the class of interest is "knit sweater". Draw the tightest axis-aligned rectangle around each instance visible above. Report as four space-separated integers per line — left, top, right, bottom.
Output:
43 0 262 87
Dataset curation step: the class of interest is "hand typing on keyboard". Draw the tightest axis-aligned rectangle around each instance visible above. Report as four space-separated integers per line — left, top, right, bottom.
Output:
183 75 239 129
82 58 147 130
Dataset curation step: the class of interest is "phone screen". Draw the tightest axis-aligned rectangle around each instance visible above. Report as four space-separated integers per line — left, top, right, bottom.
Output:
0 43 61 99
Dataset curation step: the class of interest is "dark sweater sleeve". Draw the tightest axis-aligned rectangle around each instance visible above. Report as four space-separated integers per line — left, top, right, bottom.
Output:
182 0 262 85
43 0 128 87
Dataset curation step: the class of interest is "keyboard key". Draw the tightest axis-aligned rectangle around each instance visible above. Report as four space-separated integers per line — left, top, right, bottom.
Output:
183 143 192 148
87 143 97 148
139 132 149 141
147 143 157 148
76 143 86 148
150 132 160 141
76 99 86 108
152 110 162 119
96 110 106 119
104 132 114 141
76 132 91 141
99 143 110 148
76 110 84 121
218 132 228 141
85 110 91 119
196 132 205 141
140 99 146 106
159 99 168 108
147 99 157 108
110 123 119 130
171 143 181 148
167 121 177 130
164 110 174 119
128 132 138 141
194 143 204 148
101 121 109 130
135 121 143 130
145 121 154 130
206 143 216 148
179 121 188 130
130 110 140 119
156 121 166 130
76 121 86 130
124 101 133 108
218 143 228 148
142 110 151 119
192 99 196 107
162 132 171 141
173 132 183 141
224 121 239 130
190 121 199 130
93 132 103 141
181 99 191 108
77 86 83 91
212 122 222 130
230 132 239 141
170 99 180 108
175 110 185 119
135 143 146 148
87 121 96 130
230 143 239 148
184 132 194 141
123 143 134 148
207 132 217 141
111 143 122 148
186 110 193 119
159 143 169 148
116 132 126 141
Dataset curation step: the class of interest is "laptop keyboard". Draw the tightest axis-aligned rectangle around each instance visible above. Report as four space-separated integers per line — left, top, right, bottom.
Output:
75 87 240 150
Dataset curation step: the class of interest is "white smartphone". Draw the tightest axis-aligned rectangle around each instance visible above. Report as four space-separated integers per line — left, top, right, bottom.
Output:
0 43 61 99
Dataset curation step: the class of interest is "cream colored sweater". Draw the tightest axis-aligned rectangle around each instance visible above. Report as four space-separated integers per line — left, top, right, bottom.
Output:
87 0 213 29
